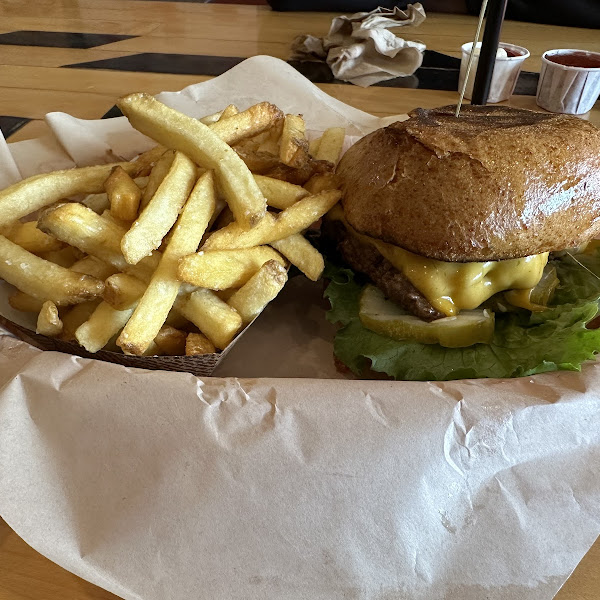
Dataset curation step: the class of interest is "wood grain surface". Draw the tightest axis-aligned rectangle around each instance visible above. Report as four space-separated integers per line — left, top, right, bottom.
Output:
0 2 598 599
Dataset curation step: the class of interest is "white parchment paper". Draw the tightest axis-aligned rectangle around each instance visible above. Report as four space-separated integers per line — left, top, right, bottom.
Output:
0 56 599 600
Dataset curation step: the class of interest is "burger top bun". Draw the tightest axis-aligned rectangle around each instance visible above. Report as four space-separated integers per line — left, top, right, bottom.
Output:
337 105 600 262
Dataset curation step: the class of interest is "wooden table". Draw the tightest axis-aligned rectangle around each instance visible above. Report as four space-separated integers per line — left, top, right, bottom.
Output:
0 2 598 599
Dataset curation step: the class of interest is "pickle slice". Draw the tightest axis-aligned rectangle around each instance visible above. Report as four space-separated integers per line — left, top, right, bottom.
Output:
358 285 494 348
505 265 559 311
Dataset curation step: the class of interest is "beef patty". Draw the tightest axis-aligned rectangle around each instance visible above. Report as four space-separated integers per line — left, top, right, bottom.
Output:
323 220 445 322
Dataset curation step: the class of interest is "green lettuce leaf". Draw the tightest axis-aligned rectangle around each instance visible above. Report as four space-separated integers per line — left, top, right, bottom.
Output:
323 253 600 381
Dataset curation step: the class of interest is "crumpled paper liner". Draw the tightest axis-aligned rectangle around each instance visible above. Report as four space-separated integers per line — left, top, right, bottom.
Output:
291 4 426 87
1 56 600 600
1 334 600 600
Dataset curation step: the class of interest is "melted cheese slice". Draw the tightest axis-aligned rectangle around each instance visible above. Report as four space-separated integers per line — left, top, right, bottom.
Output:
329 207 548 316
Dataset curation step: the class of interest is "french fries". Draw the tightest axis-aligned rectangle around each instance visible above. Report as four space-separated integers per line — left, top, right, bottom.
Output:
178 289 242 350
117 170 215 355
254 175 309 210
209 102 283 146
9 291 45 313
61 300 101 341
38 203 159 281
270 234 324 281
0 235 104 305
178 246 285 290
280 114 309 167
121 151 197 265
228 260 287 325
0 162 137 228
103 273 147 310
36 300 63 336
105 166 142 222
76 302 134 353
131 145 167 177
117 93 267 230
314 127 345 165
155 325 187 356
0 96 345 360
185 332 216 356
1 221 65 254
202 189 342 250
140 149 174 210
71 255 117 280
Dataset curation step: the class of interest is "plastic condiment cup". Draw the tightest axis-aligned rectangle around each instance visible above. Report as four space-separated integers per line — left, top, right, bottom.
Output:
459 42 530 103
536 49 600 115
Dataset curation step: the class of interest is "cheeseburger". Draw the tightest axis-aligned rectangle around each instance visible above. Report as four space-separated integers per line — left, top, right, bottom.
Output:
323 105 600 380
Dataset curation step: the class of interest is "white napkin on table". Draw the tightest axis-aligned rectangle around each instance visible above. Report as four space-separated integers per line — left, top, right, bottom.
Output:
291 4 426 87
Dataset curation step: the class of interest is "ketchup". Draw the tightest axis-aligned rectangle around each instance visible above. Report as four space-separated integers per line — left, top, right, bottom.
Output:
503 48 521 58
547 51 600 69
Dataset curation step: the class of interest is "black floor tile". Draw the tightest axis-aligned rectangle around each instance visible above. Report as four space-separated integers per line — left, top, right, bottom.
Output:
0 116 31 139
0 31 136 49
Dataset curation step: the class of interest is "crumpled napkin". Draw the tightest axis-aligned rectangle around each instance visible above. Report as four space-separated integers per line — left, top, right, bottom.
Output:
291 4 426 87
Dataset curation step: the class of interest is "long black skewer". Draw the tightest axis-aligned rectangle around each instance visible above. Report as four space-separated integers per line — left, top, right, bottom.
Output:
471 0 508 105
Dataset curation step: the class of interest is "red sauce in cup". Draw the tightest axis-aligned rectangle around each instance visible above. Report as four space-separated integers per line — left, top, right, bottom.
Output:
503 48 521 58
547 51 600 69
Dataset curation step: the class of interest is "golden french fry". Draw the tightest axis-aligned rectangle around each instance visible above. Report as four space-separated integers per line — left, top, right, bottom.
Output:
0 235 103 305
303 173 339 195
178 289 242 350
211 206 235 232
82 192 110 214
9 291 45 313
270 234 324 281
164 308 191 330
61 300 101 341
315 127 345 165
1 221 64 254
117 171 216 356
227 260 287 325
235 148 280 174
36 300 63 336
209 102 283 146
308 135 321 157
38 203 159 281
39 246 83 268
280 114 309 167
102 209 132 230
121 151 197 265
215 288 238 302
185 332 216 356
76 302 134 353
141 149 175 210
130 145 167 177
219 104 239 120
203 189 342 250
178 246 285 290
265 157 332 186
254 175 309 210
105 166 142 221
103 273 147 310
0 162 137 228
256 121 283 155
199 109 224 125
154 325 187 355
203 211 275 250
117 93 266 229
70 255 117 280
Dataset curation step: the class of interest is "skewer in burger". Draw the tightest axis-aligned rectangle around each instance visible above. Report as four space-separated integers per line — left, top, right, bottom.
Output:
323 105 600 380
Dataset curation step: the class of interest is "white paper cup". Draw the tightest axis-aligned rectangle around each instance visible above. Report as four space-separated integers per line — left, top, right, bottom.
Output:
536 49 600 115
459 42 530 103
